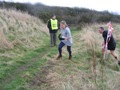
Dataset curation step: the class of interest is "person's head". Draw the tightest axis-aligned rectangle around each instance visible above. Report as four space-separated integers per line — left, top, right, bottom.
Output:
60 20 67 29
99 27 104 34
52 14 56 19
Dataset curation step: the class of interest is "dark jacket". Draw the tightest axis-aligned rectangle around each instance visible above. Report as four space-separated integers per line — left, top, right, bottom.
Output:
102 30 116 50
47 19 59 33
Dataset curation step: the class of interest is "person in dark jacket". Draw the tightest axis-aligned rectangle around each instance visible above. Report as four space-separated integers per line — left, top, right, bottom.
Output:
98 27 120 65
47 14 59 47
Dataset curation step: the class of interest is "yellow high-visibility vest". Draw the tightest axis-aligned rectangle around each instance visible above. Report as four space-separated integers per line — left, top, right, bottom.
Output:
50 19 58 30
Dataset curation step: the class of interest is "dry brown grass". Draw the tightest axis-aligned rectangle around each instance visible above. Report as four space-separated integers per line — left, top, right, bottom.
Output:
0 9 49 48
0 28 13 49
0 9 49 57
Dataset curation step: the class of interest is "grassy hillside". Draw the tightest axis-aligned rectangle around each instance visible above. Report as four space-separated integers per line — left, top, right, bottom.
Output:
0 9 120 90
0 9 48 57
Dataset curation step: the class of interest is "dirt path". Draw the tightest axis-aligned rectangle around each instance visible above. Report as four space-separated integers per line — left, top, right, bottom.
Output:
29 54 79 90
29 59 57 90
29 58 60 90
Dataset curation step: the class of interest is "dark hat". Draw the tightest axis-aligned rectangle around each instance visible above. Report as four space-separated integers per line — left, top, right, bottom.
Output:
52 14 56 17
99 27 104 30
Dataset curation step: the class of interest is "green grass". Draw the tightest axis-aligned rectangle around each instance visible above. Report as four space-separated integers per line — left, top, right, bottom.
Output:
3 58 47 90
0 43 58 90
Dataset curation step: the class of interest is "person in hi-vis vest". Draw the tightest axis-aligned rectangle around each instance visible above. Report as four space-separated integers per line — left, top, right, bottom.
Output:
47 14 59 47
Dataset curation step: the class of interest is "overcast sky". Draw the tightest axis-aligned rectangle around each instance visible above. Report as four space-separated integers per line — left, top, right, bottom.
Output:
4 0 120 14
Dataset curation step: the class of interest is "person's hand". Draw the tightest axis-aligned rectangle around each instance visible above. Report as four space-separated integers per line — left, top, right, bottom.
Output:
102 44 107 53
102 43 105 46
65 37 69 41
102 47 105 52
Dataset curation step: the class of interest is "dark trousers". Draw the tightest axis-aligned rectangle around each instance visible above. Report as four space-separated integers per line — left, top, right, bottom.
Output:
58 42 72 56
50 33 56 46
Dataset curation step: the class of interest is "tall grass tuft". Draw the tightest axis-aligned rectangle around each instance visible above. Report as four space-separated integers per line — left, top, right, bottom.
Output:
81 27 100 82
0 28 13 49
0 9 49 58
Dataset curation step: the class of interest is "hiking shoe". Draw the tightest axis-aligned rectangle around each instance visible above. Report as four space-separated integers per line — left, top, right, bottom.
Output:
69 55 72 60
118 60 120 65
56 55 62 60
